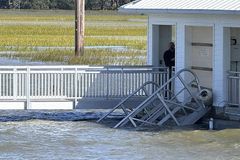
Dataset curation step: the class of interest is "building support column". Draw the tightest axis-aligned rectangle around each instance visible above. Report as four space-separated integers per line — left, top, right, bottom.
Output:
175 23 186 101
213 25 230 107
147 18 153 65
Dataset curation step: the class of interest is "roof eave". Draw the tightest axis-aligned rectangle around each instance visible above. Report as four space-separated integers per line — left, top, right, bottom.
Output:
118 8 240 15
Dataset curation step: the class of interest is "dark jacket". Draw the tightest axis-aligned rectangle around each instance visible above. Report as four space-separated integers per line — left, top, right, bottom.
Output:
164 49 175 67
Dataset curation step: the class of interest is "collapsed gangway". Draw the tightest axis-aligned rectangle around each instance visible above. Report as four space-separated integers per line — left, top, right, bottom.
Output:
98 69 211 128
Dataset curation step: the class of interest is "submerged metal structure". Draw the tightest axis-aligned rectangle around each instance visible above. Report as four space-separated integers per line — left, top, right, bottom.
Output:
98 69 211 128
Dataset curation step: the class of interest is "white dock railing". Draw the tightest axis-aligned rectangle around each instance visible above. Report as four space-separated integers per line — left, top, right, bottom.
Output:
0 66 169 108
228 71 240 107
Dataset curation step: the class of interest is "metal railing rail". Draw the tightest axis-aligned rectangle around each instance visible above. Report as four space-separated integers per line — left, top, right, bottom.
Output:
98 69 206 128
0 65 169 109
97 81 161 123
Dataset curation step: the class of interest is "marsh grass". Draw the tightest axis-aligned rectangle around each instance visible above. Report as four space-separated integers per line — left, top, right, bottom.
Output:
0 10 147 65
1 49 146 65
0 10 146 21
0 25 146 36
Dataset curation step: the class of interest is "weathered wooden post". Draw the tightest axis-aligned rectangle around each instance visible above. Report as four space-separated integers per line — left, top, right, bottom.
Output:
75 0 85 57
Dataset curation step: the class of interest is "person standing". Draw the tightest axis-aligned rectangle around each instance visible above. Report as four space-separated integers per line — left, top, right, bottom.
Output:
164 42 175 71
164 42 175 93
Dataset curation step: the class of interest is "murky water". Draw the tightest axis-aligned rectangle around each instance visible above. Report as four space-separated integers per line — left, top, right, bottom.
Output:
0 118 240 160
0 54 239 160
1 45 142 52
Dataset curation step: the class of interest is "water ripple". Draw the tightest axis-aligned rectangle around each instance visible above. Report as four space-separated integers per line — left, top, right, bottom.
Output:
0 111 239 160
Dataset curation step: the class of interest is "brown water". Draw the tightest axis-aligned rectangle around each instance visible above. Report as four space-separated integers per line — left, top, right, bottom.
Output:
0 120 240 160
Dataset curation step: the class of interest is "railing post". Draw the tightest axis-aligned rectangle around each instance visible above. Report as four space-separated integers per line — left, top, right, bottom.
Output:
74 67 78 109
238 74 240 108
26 67 31 110
106 67 109 100
227 72 230 106
13 68 17 100
121 67 124 97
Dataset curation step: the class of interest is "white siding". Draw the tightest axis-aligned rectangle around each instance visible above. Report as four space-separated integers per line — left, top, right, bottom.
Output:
148 13 240 107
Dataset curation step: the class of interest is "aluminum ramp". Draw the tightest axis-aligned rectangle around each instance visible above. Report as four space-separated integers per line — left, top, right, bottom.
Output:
98 69 210 128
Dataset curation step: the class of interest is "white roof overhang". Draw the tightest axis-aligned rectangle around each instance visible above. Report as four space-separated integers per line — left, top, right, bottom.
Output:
119 0 240 15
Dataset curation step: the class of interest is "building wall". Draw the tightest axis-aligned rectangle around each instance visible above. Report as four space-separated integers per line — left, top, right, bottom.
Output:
147 13 240 107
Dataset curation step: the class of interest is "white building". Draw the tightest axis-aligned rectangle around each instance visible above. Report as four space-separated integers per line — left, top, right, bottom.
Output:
120 0 240 108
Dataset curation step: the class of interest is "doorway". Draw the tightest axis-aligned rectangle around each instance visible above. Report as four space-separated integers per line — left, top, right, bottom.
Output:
151 25 176 67
230 27 240 72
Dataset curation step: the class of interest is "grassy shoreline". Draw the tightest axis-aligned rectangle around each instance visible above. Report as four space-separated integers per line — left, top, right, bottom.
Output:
0 48 146 65
0 10 147 65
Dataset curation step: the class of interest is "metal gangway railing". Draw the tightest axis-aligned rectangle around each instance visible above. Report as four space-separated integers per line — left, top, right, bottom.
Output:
0 65 169 109
98 69 210 128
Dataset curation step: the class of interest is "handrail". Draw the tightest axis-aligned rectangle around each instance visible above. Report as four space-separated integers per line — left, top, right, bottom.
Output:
0 66 168 74
148 69 201 97
0 65 169 109
97 68 206 128
97 81 161 123
0 66 168 71
156 69 200 97
0 65 166 69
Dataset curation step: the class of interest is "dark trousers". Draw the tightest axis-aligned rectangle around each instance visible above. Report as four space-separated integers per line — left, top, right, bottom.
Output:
167 66 173 99
169 66 173 89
